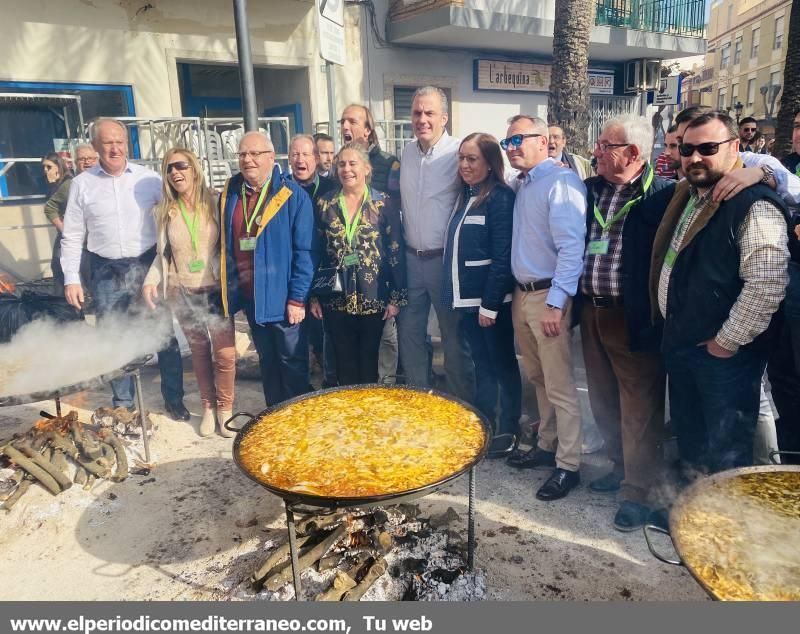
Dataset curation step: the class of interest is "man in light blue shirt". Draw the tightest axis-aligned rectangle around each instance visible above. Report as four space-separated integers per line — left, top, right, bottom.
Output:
503 115 587 502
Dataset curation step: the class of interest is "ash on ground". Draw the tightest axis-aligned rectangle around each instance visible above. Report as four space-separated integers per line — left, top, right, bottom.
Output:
234 505 486 601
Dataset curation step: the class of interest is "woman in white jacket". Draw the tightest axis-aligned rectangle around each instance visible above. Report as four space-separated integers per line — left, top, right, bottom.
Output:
142 148 236 437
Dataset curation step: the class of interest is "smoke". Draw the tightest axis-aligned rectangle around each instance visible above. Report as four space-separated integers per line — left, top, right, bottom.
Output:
0 310 174 398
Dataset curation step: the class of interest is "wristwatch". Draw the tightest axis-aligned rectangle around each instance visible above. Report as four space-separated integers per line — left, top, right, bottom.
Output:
760 165 775 185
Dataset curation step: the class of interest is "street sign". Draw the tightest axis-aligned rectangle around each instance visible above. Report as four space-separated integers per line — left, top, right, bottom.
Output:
654 75 683 106
317 0 346 66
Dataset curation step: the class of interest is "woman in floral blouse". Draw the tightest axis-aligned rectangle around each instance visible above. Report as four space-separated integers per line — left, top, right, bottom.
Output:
309 143 407 385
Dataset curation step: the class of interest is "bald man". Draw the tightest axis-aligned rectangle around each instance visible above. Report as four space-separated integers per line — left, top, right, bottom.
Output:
218 131 315 406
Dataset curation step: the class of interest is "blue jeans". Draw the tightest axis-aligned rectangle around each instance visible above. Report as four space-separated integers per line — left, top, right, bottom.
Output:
90 252 183 409
244 302 309 406
665 344 766 473
460 305 521 435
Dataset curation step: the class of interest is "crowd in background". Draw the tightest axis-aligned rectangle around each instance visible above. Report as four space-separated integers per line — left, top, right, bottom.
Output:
48 88 800 533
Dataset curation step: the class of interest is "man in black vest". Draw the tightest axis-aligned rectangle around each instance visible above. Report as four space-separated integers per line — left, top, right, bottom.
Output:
651 111 789 474
578 115 676 531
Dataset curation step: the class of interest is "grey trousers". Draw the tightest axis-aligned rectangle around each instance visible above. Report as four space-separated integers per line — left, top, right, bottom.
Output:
396 253 474 402
378 317 399 382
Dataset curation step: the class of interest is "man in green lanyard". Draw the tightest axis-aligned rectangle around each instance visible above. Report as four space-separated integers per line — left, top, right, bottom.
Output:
578 115 678 532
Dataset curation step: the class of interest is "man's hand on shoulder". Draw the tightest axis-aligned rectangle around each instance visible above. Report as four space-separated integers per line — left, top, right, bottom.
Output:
713 167 765 203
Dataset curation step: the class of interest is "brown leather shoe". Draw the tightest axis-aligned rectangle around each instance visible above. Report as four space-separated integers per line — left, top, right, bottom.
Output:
536 468 580 501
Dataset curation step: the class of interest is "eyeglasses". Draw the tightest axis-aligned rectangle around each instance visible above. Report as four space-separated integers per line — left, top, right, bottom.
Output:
499 134 543 150
594 142 630 153
678 138 737 157
237 150 274 160
166 161 191 173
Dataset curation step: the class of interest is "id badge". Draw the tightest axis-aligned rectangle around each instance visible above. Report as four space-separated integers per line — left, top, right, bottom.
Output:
342 253 359 267
239 237 257 251
189 259 205 273
664 247 677 267
587 239 609 256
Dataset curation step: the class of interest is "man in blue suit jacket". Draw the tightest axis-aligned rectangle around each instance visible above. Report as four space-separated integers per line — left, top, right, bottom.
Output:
219 131 315 405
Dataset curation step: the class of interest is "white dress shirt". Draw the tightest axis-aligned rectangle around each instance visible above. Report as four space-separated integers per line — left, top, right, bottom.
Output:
60 161 162 285
399 131 462 251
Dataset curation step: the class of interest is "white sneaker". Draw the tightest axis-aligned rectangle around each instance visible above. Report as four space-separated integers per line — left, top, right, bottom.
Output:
217 409 235 438
199 408 216 437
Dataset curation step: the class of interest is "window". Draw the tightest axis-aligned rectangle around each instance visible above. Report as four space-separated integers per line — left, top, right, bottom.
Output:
718 88 727 110
720 43 731 69
751 27 760 58
733 37 742 65
747 78 756 106
774 16 785 49
731 84 739 107
0 81 135 201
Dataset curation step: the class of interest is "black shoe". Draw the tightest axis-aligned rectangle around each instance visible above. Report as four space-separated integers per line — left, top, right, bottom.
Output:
646 507 670 531
589 471 624 493
536 468 580 501
613 501 651 532
507 447 556 469
165 401 191 421
487 434 517 459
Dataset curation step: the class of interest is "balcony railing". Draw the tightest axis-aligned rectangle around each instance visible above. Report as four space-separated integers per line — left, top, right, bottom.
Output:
595 0 705 38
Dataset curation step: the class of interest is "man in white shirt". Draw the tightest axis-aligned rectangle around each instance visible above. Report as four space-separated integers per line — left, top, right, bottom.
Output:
398 86 473 400
62 118 186 419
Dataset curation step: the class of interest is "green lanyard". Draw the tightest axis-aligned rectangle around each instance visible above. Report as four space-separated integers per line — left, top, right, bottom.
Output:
310 174 320 199
795 163 800 178
338 186 369 247
240 179 271 236
593 166 654 234
674 195 698 241
178 200 200 258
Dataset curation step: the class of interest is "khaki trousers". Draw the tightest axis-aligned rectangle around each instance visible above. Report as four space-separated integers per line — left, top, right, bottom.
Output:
512 288 582 471
580 303 666 504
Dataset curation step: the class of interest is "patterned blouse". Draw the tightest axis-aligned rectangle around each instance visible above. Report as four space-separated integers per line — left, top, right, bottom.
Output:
314 187 408 315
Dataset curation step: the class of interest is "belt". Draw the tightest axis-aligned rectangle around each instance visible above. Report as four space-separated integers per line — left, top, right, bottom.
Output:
588 295 624 308
516 278 552 292
406 246 444 259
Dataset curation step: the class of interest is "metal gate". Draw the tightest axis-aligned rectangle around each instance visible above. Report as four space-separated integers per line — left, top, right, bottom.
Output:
589 96 637 146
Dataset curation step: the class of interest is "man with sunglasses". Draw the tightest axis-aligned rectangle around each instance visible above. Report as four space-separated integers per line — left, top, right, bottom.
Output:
503 115 587 502
61 118 187 419
652 111 790 475
738 117 759 153
577 115 678 531
219 131 315 407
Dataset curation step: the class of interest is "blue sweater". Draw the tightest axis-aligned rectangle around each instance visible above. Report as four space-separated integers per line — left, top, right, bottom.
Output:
219 166 314 324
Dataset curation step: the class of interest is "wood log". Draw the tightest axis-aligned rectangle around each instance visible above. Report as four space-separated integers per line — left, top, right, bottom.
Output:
315 571 356 601
342 557 387 601
70 420 102 460
251 533 313 585
0 445 61 495
2 477 33 511
47 432 110 479
263 525 346 592
296 513 344 536
100 431 128 482
16 444 72 491
83 474 96 491
74 464 87 486
97 443 116 470
369 528 393 553
50 449 69 475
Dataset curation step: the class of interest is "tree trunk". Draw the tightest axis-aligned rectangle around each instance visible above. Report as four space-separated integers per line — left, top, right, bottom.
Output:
548 0 596 157
774 1 800 159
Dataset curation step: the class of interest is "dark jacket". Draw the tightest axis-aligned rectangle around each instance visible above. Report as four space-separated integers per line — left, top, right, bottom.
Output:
650 178 789 354
575 165 675 351
443 183 516 315
289 173 337 216
368 144 401 199
219 166 314 323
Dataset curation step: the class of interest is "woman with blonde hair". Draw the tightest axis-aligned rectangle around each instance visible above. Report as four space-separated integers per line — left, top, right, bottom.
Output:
142 148 236 437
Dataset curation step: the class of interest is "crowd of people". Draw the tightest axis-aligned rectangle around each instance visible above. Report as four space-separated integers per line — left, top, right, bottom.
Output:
50 88 800 533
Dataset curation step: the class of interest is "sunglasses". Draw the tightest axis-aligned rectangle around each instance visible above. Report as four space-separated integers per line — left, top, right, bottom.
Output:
678 138 737 157
499 133 543 150
166 161 191 173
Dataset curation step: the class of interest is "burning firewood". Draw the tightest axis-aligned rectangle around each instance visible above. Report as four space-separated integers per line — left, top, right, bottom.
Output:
342 557 387 601
315 570 357 601
251 534 313 586
0 445 62 495
263 525 347 592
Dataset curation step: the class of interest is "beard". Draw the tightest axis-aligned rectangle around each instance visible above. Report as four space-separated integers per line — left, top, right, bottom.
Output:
669 158 681 171
684 162 725 188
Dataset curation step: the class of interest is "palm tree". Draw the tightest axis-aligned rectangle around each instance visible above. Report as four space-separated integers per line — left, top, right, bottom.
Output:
774 1 800 158
548 0 596 156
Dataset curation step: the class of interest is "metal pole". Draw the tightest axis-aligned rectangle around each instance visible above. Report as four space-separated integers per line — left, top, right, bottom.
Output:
468 466 476 571
285 503 303 600
326 62 339 148
133 370 151 463
233 0 259 132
